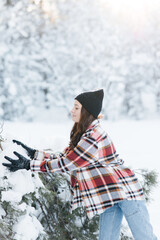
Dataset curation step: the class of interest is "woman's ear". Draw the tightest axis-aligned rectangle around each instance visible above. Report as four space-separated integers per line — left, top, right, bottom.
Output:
97 114 104 119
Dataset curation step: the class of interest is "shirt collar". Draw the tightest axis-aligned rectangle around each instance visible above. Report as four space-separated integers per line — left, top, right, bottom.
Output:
87 119 100 131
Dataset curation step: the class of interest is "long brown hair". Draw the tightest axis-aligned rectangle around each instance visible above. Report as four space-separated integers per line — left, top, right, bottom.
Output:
69 106 96 150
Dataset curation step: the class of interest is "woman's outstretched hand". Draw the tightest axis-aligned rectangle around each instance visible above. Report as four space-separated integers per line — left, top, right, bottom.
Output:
13 139 36 159
2 151 30 172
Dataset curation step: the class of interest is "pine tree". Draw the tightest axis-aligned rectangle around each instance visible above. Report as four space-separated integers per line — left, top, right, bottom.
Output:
0 137 45 240
33 172 99 240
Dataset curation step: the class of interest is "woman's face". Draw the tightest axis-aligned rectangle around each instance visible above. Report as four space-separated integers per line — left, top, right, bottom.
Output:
71 100 82 123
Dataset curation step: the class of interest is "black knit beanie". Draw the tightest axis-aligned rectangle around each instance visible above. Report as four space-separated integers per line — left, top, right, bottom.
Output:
75 89 104 118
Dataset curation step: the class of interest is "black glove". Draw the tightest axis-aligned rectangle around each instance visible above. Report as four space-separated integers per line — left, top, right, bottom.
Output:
13 139 36 159
2 151 30 172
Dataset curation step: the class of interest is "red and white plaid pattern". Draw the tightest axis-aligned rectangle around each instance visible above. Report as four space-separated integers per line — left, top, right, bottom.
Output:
30 119 144 219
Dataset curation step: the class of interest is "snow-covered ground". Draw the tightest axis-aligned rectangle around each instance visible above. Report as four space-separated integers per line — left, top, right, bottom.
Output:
1 119 160 239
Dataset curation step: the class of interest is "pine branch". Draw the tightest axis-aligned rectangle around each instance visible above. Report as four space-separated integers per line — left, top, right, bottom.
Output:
0 121 4 151
135 168 159 202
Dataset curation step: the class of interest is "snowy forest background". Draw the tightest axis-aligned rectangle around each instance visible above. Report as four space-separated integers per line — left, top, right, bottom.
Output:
0 0 160 240
0 0 160 121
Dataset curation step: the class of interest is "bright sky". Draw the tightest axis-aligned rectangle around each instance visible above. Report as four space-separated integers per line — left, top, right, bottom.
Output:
98 0 160 35
100 0 160 17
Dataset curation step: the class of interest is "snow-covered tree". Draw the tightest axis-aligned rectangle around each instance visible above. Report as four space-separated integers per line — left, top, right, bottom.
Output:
0 139 45 240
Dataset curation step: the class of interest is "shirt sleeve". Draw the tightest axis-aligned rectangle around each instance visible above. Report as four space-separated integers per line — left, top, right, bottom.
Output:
30 134 98 173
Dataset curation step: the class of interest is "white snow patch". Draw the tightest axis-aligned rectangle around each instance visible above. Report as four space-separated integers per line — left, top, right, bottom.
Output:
13 215 44 240
2 190 22 203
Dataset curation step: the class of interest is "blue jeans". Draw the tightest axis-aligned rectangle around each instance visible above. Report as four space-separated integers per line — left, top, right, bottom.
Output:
99 200 158 240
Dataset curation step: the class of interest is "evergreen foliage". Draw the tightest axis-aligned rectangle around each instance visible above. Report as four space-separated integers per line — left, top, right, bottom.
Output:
139 169 159 202
35 172 99 240
0 176 25 239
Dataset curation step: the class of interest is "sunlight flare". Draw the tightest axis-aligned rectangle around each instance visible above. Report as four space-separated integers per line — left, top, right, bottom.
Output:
98 0 160 32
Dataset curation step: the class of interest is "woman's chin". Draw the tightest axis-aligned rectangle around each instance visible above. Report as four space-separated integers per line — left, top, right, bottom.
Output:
72 118 78 123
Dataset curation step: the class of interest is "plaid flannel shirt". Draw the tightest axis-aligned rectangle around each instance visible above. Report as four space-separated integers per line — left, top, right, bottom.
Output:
30 119 144 219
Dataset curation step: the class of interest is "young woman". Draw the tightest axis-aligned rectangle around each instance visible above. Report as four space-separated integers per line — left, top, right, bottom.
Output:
3 89 158 240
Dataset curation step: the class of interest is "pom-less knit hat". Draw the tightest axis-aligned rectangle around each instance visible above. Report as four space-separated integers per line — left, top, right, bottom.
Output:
75 89 104 118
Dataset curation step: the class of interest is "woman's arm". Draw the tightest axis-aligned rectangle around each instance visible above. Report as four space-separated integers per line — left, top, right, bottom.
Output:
30 134 98 173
